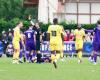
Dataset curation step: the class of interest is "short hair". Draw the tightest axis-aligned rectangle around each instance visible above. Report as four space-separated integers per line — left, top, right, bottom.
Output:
97 20 100 25
53 18 58 24
16 21 23 26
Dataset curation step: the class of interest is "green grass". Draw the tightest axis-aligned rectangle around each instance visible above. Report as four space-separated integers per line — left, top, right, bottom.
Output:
0 57 100 80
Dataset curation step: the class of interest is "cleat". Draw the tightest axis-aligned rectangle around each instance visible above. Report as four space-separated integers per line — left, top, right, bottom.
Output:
93 62 97 65
23 57 26 62
78 60 82 64
53 61 57 69
19 60 23 63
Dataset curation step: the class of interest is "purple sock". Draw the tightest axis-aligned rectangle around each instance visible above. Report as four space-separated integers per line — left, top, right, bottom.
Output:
19 51 23 59
93 54 97 62
29 54 32 61
33 52 36 57
26 52 29 60
91 55 93 60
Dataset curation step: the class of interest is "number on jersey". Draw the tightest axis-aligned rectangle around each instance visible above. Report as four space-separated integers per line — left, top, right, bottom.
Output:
28 33 31 38
51 31 56 36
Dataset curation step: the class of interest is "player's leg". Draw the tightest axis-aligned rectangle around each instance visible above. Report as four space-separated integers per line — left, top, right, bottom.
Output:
28 45 32 63
90 51 97 65
56 51 61 61
53 44 62 68
75 43 79 62
19 41 23 63
75 42 83 63
51 51 57 69
12 42 20 64
51 51 56 62
89 51 94 62
91 43 99 65
36 41 42 63
25 43 34 63
25 44 30 62
53 51 61 69
78 42 83 60
29 50 34 63
25 51 30 62
77 50 82 63
23 46 26 62
28 46 34 63
29 43 36 63
54 41 63 61
36 50 42 63
92 44 99 65
19 49 23 63
93 52 97 65
53 60 57 69
13 49 17 63
50 44 57 68
60 44 64 61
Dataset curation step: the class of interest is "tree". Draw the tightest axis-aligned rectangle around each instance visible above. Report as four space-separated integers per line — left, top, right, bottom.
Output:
0 0 38 20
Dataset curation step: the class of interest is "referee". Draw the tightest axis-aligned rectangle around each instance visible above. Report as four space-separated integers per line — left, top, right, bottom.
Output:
35 22 42 63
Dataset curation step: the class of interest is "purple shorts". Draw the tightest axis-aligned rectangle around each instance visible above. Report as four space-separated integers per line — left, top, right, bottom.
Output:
26 42 36 51
93 42 100 52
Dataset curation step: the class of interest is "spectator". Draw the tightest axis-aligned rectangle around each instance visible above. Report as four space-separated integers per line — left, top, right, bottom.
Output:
64 30 74 41
2 31 8 54
42 31 48 41
70 30 75 41
8 29 13 44
84 32 92 42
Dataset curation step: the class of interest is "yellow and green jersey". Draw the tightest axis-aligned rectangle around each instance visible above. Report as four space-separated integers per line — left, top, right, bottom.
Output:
47 25 63 43
13 27 21 42
74 29 85 42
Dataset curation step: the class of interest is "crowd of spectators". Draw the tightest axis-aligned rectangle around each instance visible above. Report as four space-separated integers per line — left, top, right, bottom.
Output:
0 29 13 57
0 28 94 57
63 29 94 42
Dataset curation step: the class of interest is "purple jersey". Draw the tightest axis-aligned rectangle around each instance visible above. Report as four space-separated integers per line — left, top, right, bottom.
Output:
24 29 35 43
93 26 100 52
24 29 36 51
93 26 100 44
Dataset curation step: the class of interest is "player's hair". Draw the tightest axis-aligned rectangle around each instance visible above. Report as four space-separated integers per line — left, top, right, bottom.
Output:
16 21 23 26
53 18 58 25
97 20 100 25
29 25 33 29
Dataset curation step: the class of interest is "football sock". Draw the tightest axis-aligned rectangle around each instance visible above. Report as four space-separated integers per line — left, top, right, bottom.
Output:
93 54 97 62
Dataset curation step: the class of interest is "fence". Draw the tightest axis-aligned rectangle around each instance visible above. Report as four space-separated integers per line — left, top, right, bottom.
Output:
0 41 93 56
40 41 93 55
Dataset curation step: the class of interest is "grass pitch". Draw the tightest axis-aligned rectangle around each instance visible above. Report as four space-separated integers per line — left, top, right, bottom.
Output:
0 57 100 80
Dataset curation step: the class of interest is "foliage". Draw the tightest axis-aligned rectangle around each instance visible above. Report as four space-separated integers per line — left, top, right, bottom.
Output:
0 0 96 32
0 0 38 20
0 18 96 32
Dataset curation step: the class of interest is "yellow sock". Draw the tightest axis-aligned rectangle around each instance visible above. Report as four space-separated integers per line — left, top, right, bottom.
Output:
60 52 64 59
56 54 60 60
13 51 20 60
51 54 56 62
77 51 82 60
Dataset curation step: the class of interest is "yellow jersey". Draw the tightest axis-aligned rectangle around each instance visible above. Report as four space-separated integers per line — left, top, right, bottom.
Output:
13 27 21 42
74 29 85 42
47 25 63 43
